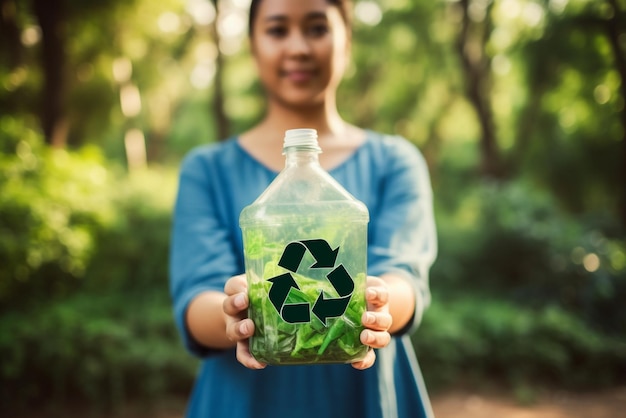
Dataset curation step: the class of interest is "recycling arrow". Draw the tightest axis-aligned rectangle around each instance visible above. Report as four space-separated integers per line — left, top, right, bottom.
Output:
325 264 354 296
267 239 354 326
312 265 354 325
312 293 351 326
278 239 339 272
268 273 311 323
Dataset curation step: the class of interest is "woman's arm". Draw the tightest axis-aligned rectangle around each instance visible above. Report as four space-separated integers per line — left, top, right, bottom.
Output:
367 136 438 335
185 291 232 349
170 148 241 357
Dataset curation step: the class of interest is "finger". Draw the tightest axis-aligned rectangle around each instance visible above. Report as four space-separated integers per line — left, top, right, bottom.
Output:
225 318 255 343
366 275 386 287
224 274 247 296
362 311 393 332
223 291 249 317
351 348 376 370
360 329 391 349
366 286 389 310
236 340 267 370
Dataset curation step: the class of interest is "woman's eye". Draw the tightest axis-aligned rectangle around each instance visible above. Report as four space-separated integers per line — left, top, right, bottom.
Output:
308 24 329 37
266 26 287 37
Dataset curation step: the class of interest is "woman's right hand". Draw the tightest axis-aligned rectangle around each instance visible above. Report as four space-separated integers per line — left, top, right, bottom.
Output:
223 274 267 369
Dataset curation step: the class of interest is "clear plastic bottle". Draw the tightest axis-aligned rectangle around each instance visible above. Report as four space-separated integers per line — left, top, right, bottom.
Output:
239 129 369 365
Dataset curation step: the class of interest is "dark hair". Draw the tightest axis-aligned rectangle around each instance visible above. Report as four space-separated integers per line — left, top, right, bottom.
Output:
248 0 353 37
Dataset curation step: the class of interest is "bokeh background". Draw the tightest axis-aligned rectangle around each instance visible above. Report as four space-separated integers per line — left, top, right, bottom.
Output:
1 0 625 415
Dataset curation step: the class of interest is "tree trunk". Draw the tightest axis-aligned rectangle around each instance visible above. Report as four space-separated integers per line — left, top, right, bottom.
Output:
456 0 502 178
211 0 229 141
31 0 68 147
0 0 23 69
605 0 626 229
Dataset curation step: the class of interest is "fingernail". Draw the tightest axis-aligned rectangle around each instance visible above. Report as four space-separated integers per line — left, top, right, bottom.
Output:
234 293 246 309
365 313 375 325
366 288 376 299
239 321 249 335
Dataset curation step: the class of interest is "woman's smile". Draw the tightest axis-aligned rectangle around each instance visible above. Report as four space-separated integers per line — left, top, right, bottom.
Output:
282 68 317 83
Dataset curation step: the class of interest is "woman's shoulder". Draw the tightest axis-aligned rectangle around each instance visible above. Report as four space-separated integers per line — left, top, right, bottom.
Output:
182 136 239 162
364 130 427 167
366 130 418 149
179 137 240 173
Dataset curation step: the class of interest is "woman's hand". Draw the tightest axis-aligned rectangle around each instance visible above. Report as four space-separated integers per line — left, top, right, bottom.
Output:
224 274 392 370
351 276 393 370
223 274 267 369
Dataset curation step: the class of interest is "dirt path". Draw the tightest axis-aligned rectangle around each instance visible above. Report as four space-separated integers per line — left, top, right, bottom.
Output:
113 387 626 418
16 387 626 417
97 387 626 418
430 387 626 418
151 388 626 418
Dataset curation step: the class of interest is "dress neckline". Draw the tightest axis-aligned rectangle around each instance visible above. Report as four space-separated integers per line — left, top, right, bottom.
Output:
233 130 374 175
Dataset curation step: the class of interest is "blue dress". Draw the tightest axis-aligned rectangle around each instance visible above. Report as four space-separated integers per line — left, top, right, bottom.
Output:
169 131 437 418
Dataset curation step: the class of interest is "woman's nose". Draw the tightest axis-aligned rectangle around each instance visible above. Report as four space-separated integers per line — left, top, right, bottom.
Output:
285 31 311 56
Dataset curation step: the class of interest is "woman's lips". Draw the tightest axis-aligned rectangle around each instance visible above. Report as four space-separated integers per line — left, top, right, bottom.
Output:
283 69 315 83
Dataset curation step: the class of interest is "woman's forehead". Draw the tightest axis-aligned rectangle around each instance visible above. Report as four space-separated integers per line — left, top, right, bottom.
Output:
255 0 333 21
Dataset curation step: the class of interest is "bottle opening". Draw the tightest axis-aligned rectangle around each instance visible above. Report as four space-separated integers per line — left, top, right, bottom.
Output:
283 129 321 153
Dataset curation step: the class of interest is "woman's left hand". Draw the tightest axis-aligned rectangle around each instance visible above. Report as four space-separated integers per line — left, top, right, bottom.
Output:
351 276 393 370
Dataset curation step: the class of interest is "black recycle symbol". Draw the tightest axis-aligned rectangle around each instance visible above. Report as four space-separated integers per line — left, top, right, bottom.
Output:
267 239 354 326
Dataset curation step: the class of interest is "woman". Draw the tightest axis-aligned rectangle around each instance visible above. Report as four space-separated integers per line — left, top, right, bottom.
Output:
169 0 437 417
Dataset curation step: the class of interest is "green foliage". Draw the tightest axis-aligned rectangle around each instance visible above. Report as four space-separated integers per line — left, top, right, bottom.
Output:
432 179 626 336
0 117 116 308
422 175 626 392
165 92 217 157
0 290 197 413
82 167 177 293
0 117 177 309
414 295 626 392
1 121 189 413
514 5 623 214
248 273 367 364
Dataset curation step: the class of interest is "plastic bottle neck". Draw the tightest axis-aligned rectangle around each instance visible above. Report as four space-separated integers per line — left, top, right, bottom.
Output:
282 128 321 168
283 147 321 168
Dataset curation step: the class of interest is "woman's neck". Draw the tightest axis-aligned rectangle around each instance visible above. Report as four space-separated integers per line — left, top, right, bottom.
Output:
260 99 345 138
238 98 366 172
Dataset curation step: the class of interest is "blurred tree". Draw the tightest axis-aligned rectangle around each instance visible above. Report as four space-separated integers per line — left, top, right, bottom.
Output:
211 0 229 140
509 0 624 223
31 0 68 147
1 0 136 147
0 0 23 68
0 0 623 225
455 0 503 178
602 0 626 227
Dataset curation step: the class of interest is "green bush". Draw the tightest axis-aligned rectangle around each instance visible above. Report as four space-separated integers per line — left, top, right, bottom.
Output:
1 118 190 413
421 179 626 393
0 290 197 413
0 117 177 310
82 167 177 293
1 118 114 309
414 295 626 392
431 180 626 336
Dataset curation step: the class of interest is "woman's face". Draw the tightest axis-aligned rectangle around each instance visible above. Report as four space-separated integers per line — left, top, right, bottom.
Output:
250 0 349 109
